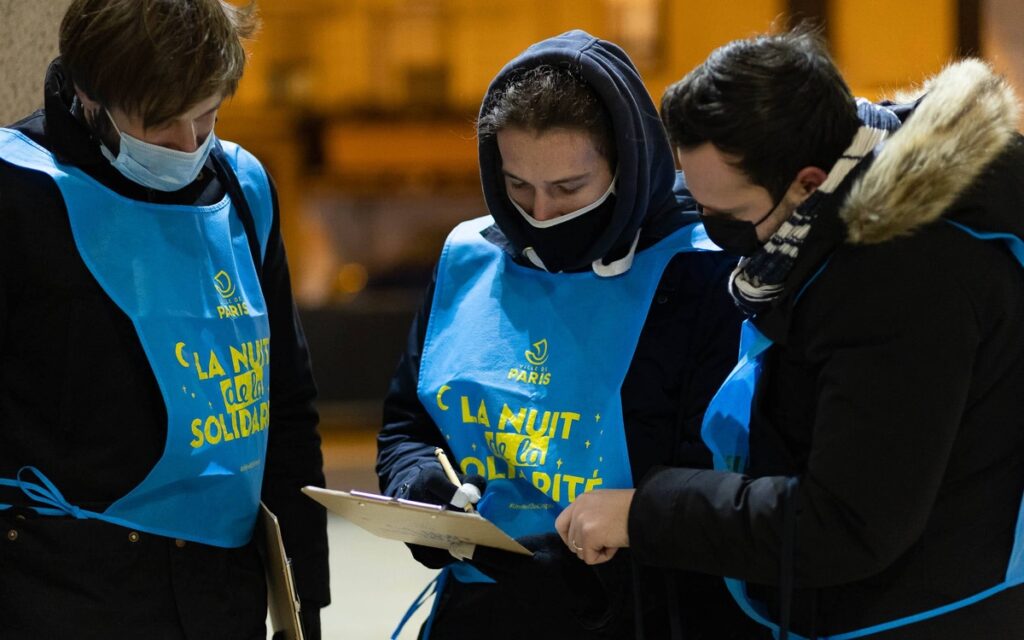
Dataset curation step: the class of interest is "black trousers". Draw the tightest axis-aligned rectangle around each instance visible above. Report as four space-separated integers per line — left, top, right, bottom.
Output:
0 510 267 640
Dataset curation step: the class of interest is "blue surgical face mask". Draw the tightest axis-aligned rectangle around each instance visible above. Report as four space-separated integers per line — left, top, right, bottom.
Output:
100 109 215 192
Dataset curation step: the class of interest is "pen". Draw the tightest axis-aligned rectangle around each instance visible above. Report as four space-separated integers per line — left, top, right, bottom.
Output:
434 447 475 513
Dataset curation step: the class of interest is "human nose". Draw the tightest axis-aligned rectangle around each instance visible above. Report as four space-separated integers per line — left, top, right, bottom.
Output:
531 193 561 222
165 121 200 152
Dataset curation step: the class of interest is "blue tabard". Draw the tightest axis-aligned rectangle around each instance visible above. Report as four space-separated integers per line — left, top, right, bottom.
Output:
0 128 273 548
391 215 718 639
420 214 715 559
700 226 1024 639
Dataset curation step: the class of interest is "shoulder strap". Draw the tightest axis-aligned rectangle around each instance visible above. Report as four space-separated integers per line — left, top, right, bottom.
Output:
210 140 263 276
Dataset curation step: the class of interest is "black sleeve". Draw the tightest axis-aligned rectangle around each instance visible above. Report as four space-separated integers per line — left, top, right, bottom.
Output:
376 267 450 500
628 237 981 588
376 269 463 569
620 251 743 484
258 179 330 608
0 180 8 374
671 253 743 468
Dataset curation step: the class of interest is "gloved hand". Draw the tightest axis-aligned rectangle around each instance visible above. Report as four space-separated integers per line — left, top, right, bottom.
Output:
403 463 487 569
470 532 626 628
405 463 486 510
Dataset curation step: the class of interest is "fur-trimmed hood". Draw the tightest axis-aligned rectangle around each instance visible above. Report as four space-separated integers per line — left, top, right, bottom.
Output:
842 59 1022 244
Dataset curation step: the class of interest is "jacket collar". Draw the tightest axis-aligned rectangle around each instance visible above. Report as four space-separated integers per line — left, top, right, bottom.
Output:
842 59 1021 244
42 58 111 168
755 60 1022 344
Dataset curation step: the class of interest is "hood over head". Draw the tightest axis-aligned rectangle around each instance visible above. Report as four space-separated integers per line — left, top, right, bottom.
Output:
477 30 678 273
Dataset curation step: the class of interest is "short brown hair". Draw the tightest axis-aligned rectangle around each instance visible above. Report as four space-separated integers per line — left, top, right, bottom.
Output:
59 0 259 128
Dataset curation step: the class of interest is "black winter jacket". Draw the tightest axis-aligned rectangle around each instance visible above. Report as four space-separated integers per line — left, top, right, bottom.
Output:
0 60 329 639
629 61 1024 639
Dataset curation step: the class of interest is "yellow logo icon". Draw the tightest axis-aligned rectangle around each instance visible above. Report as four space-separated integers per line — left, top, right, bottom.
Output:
213 270 236 298
525 339 549 366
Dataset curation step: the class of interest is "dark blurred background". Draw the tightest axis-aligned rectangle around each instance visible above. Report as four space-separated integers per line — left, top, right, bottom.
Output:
4 2 1024 634
4 0 1024 434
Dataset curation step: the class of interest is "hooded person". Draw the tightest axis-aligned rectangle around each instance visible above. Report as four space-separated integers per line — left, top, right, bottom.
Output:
376 30 767 639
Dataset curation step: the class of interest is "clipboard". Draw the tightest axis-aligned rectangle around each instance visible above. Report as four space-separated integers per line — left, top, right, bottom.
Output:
259 502 305 640
302 486 531 556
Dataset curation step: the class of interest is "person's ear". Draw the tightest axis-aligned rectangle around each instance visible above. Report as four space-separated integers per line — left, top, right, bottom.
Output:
73 85 100 112
795 166 827 197
784 166 827 207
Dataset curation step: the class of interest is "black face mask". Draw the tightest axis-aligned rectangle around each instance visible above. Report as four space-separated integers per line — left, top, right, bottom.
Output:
510 181 617 273
699 202 778 257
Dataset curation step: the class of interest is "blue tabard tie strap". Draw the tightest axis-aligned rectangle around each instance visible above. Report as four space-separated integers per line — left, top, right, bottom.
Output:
945 221 1024 266
391 568 449 640
0 467 171 534
0 467 94 519
699 223 1024 639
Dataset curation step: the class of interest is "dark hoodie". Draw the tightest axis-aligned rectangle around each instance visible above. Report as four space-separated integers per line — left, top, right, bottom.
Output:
378 32 764 639
478 29 688 268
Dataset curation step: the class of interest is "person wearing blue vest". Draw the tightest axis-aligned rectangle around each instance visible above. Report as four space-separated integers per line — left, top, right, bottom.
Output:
376 31 766 639
556 27 1024 640
0 1 328 638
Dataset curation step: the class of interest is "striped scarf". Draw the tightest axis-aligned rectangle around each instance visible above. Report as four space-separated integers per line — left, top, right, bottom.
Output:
729 100 902 315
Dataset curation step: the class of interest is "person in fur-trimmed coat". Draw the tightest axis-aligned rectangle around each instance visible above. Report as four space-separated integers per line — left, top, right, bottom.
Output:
555 28 1024 639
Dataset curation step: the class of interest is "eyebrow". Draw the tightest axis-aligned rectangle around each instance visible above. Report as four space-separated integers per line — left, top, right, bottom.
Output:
689 190 744 217
697 201 740 216
198 101 223 118
502 170 591 186
152 101 223 130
